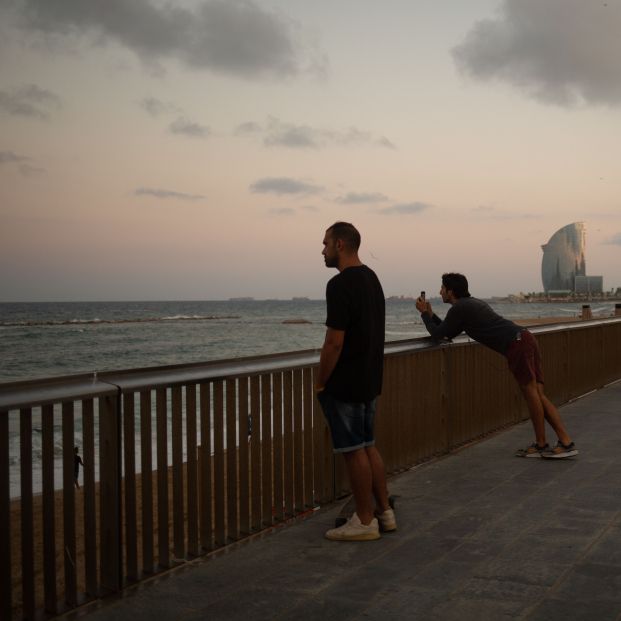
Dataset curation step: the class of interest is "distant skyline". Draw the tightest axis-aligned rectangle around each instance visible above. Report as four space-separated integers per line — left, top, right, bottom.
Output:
1 0 620 301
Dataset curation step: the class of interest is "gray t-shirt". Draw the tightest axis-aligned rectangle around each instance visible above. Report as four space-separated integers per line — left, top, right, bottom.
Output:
421 296 521 355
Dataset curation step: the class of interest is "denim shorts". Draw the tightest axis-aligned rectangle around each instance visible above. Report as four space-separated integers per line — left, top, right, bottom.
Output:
317 392 377 453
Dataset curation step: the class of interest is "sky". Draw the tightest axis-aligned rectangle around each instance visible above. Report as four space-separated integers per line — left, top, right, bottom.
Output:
0 0 620 301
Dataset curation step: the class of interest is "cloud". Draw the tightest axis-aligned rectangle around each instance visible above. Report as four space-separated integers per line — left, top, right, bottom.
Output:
235 121 262 135
0 84 61 119
605 233 621 246
168 117 210 138
134 187 205 201
236 117 396 150
453 0 621 107
0 150 44 175
336 192 390 205
7 0 324 79
249 177 322 196
0 150 30 164
19 163 45 177
263 118 396 149
376 136 396 149
470 206 538 220
140 96 180 117
268 207 295 216
380 202 431 215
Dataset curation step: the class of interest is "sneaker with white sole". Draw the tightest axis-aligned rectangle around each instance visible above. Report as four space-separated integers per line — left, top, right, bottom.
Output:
515 443 549 458
542 441 579 459
325 512 380 541
376 508 397 532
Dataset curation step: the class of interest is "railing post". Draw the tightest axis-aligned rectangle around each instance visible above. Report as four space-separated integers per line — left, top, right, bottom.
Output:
0 411 10 621
99 393 122 595
441 346 452 452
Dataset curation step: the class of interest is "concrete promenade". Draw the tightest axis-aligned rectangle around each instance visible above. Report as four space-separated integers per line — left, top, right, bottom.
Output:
68 380 621 621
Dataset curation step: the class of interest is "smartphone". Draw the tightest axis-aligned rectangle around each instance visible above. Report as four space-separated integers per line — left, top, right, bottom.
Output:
420 290 426 301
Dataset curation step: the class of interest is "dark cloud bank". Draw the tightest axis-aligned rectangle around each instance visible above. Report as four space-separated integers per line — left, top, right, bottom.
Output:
453 0 621 106
5 0 325 79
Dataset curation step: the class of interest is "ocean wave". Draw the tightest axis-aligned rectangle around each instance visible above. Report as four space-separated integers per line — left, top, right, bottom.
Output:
1 315 241 327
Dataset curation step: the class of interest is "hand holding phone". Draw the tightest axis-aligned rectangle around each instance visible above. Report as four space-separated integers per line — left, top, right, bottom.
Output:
415 290 427 313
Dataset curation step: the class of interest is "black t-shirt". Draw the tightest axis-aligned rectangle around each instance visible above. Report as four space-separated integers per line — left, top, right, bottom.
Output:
421 296 521 355
324 265 385 402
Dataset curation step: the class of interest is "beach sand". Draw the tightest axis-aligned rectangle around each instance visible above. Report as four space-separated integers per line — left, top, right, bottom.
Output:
10 466 187 618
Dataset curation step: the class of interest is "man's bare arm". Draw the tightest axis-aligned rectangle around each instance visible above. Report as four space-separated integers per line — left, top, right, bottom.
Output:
315 327 345 391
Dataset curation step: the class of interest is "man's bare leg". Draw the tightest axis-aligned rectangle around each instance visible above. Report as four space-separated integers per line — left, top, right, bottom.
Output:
365 446 390 513
520 380 547 446
537 383 572 445
342 448 374 524
520 381 572 446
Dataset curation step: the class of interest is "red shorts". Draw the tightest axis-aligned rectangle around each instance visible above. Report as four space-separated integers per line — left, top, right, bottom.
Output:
505 329 544 386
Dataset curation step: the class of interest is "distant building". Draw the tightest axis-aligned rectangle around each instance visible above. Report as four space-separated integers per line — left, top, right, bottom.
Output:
574 275 603 295
541 222 602 294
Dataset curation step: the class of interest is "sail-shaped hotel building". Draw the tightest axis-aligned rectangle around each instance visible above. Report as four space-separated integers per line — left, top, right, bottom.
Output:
541 222 602 294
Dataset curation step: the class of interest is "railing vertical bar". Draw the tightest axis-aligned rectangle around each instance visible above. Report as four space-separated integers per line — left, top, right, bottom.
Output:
311 368 329 505
238 379 250 535
156 388 169 569
41 404 57 613
261 374 273 527
272 373 284 522
139 391 154 574
123 393 138 582
186 384 199 557
171 386 184 561
0 410 11 621
82 399 97 596
20 408 35 619
282 371 294 517
99 394 121 595
62 401 77 607
199 383 213 552
302 368 314 509
226 380 239 541
396 355 408 470
405 354 417 465
250 376 262 531
386 357 399 473
213 381 225 546
292 369 304 512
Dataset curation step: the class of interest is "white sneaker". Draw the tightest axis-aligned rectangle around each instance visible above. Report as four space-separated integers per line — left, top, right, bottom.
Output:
325 512 380 541
376 508 397 532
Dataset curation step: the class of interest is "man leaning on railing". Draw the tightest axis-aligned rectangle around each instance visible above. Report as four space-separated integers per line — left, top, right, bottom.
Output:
416 272 578 460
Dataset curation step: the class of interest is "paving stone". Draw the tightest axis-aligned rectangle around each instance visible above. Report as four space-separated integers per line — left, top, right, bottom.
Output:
527 597 621 621
552 562 621 604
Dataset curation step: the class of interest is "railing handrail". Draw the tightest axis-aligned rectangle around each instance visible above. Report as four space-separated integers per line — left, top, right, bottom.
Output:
2 317 620 411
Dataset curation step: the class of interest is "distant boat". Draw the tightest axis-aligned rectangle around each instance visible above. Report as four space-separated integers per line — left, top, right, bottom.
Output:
292 297 310 301
228 297 254 301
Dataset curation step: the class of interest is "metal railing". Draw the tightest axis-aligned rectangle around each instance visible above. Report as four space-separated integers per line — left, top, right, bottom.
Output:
1 318 620 620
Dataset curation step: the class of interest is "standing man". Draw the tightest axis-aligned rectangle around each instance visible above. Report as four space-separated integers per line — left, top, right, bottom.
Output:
416 273 578 459
316 222 396 541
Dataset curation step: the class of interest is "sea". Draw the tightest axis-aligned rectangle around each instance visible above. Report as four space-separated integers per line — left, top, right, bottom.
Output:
1 298 615 384
1 298 616 498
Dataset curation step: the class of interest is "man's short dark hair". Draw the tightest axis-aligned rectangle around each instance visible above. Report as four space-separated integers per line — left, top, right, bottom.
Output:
326 221 361 251
442 273 471 298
